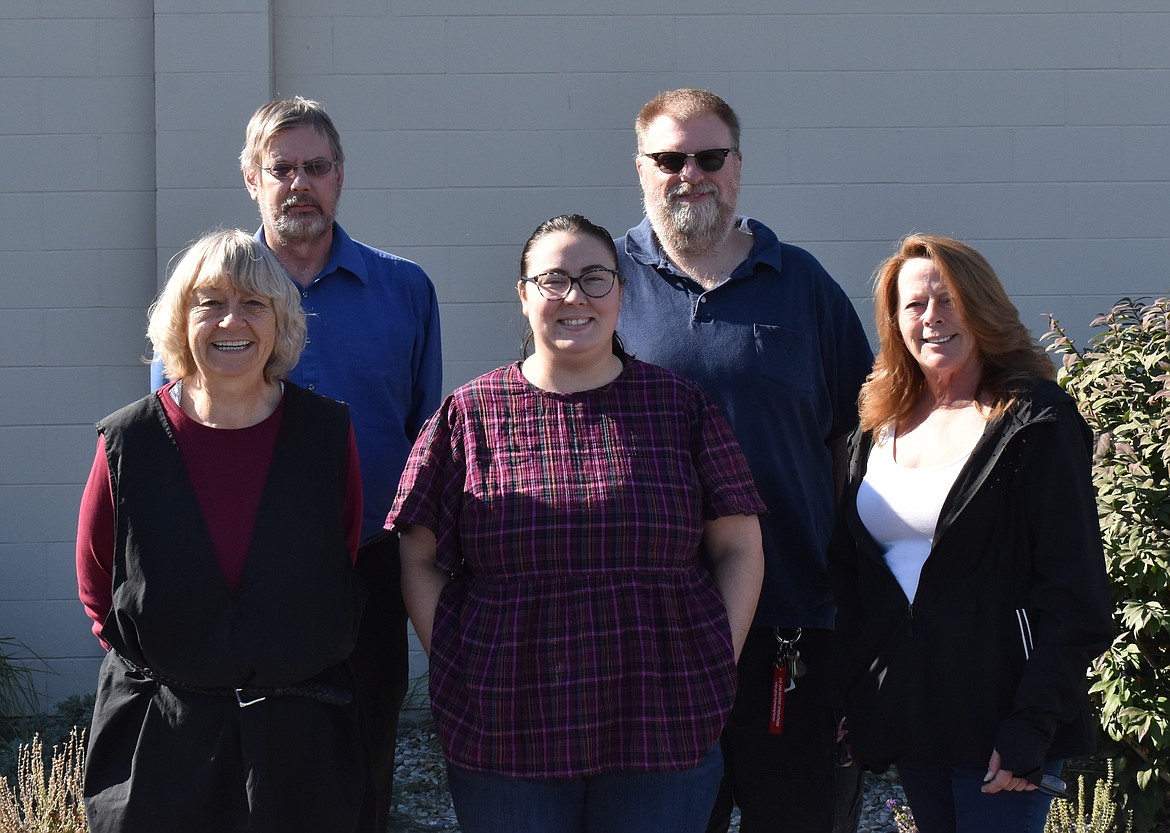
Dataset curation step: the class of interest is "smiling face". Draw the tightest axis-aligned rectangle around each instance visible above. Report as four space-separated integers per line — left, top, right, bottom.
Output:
187 277 277 389
896 257 983 389
244 124 343 246
518 230 621 368
636 112 741 254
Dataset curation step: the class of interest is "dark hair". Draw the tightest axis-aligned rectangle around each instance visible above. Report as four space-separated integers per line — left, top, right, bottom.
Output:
859 233 1055 434
518 214 631 361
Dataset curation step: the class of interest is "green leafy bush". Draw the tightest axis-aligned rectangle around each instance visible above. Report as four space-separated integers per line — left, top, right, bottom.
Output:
1045 297 1170 830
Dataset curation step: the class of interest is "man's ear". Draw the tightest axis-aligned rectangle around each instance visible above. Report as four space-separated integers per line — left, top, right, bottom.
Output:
243 167 260 201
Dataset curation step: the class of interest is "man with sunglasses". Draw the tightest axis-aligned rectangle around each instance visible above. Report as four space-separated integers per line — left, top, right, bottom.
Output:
241 97 442 831
616 88 873 833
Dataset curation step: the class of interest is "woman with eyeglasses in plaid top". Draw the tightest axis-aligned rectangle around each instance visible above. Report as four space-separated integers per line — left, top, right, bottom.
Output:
388 214 766 833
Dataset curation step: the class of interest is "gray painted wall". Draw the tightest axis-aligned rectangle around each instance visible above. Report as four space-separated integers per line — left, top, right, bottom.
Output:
2 1 1167 708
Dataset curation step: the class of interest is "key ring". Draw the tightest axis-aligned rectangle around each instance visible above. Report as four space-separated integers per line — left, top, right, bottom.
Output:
773 626 802 649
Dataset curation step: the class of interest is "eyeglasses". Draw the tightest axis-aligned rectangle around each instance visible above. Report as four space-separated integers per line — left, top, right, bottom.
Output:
521 269 619 300
261 159 336 180
640 148 736 174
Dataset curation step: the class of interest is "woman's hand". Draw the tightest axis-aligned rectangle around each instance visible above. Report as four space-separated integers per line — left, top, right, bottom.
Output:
981 749 1037 793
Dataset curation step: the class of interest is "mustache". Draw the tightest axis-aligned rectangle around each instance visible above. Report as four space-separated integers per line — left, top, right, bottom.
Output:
667 182 718 200
281 195 323 213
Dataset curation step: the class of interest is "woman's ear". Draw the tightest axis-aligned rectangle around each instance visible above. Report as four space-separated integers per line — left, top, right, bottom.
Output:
518 280 531 317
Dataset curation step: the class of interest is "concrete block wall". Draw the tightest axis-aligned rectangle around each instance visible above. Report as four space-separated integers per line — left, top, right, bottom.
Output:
1 0 158 705
1 1 1167 707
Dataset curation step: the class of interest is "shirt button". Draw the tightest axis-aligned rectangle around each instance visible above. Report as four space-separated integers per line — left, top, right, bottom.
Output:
307 383 316 391
699 296 708 304
302 291 309 298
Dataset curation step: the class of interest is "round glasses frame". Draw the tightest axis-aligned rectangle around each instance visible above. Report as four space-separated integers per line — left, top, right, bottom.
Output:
521 269 619 300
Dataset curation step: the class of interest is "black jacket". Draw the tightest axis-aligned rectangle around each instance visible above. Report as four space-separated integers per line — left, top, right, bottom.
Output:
828 377 1112 777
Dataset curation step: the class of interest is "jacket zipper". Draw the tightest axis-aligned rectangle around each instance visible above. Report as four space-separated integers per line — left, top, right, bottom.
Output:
1015 608 1034 660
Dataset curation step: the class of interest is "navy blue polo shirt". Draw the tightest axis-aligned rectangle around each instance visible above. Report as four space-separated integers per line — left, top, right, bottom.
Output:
617 216 873 628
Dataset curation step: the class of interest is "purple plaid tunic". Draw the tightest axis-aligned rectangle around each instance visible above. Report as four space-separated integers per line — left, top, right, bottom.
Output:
390 360 765 777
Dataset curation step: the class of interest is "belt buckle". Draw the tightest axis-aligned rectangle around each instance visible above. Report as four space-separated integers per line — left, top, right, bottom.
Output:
235 689 267 708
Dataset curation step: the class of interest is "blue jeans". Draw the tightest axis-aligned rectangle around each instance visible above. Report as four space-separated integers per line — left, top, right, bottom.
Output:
446 743 723 833
897 758 1063 833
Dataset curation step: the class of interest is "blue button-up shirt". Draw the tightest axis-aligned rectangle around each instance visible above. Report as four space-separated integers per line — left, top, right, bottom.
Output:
617 216 873 628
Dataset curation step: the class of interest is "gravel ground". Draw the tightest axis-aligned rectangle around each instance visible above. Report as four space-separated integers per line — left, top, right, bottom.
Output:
387 718 910 833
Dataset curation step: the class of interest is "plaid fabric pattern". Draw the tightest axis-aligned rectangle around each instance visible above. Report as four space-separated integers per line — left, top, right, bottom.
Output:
391 361 765 776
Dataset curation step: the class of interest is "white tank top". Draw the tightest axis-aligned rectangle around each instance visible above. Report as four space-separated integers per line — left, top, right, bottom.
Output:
855 426 972 604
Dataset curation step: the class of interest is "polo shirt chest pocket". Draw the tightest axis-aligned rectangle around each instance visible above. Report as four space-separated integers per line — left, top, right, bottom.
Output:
753 324 815 394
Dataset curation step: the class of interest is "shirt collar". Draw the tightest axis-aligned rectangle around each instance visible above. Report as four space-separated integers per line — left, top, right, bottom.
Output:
254 222 370 287
622 215 784 281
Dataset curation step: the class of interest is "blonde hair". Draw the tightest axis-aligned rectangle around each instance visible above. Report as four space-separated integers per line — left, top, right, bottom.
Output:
240 96 344 175
859 234 1055 434
147 229 306 383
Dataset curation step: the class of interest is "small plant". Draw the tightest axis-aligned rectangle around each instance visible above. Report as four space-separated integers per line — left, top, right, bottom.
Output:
401 670 431 713
0 640 42 741
1045 759 1133 833
1045 297 1170 829
0 728 88 833
0 696 95 787
885 797 917 832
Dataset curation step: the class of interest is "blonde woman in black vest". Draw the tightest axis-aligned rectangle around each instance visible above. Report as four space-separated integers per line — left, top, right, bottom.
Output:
76 229 371 833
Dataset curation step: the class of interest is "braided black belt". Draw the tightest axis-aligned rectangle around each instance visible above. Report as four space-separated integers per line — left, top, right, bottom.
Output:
116 652 353 708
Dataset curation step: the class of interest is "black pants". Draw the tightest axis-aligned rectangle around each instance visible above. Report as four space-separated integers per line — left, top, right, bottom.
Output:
349 534 410 832
706 627 862 833
84 656 370 833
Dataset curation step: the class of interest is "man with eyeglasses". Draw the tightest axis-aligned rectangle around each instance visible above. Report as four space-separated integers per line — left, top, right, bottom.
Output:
616 88 873 833
241 96 442 831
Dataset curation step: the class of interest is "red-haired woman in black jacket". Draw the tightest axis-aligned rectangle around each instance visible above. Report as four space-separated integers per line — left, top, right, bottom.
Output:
829 234 1112 833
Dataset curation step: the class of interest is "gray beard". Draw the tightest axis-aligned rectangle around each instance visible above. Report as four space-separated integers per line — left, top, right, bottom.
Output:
272 210 332 244
270 190 340 245
644 192 736 257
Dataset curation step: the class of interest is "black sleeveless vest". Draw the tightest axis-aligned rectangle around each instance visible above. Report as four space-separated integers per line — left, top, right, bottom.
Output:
96 382 362 687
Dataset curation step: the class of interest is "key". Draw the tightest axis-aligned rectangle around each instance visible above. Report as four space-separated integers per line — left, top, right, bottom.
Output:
775 643 798 693
786 649 808 682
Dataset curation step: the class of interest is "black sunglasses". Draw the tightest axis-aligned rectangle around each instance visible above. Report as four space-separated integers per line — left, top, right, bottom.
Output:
261 159 336 180
640 148 736 174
